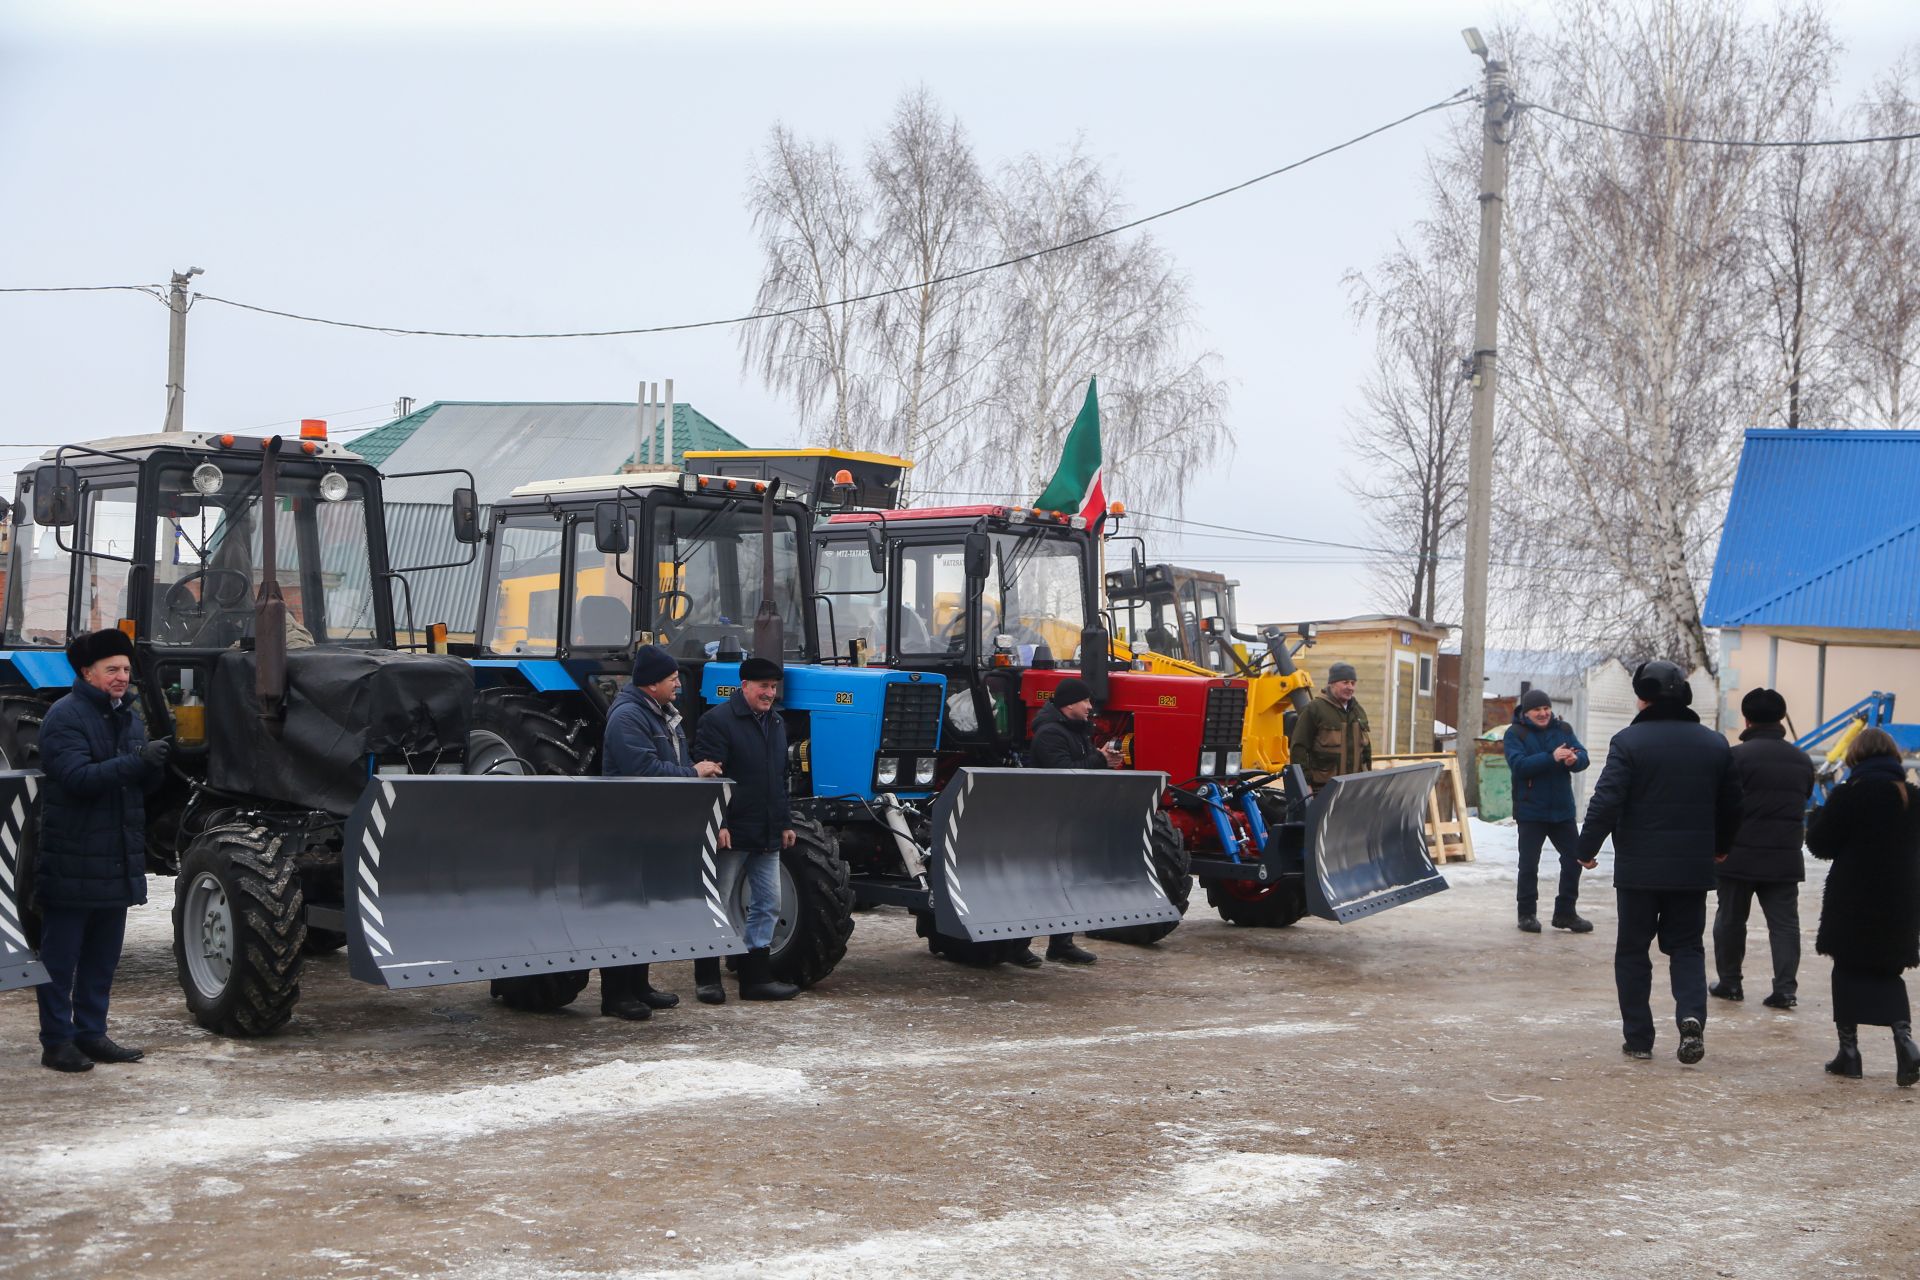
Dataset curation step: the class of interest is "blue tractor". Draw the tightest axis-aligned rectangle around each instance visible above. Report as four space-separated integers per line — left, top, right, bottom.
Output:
461 464 1172 986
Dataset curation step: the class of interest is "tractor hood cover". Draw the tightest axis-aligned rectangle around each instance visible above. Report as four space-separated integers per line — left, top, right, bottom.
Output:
0 772 47 993
344 775 743 988
928 767 1176 942
208 650 473 817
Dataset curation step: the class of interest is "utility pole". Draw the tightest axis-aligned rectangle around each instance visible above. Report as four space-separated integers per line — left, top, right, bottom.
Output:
1455 30 1511 807
163 266 203 432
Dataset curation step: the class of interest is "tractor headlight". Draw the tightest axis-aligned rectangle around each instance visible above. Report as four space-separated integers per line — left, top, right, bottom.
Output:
914 757 936 786
319 469 350 503
1198 755 1217 778
1225 750 1242 775
875 756 900 788
191 462 224 496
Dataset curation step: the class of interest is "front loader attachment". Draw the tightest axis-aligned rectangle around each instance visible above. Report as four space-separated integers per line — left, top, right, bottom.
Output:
928 767 1177 942
0 772 46 993
345 776 744 989
1302 762 1449 922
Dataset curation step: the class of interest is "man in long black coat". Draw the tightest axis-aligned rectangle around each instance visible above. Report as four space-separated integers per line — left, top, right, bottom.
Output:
1578 660 1741 1065
34 629 170 1072
1711 688 1815 1010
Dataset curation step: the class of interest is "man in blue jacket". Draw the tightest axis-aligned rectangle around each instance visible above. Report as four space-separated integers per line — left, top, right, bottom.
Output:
1578 660 1741 1066
35 628 170 1072
1503 688 1592 934
597 644 722 1020
693 656 799 1002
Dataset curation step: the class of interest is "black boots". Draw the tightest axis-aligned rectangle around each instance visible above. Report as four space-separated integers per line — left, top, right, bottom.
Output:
1677 1017 1705 1065
41 1042 94 1073
1709 980 1744 1002
599 966 653 1021
694 956 727 1006
76 1036 144 1064
633 964 680 1010
1046 936 1097 965
1895 1021 1919 1088
1825 1023 1862 1079
739 948 799 1001
1550 912 1593 933
1517 914 1541 934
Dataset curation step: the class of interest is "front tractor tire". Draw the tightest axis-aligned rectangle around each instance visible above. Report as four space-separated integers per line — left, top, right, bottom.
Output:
763 816 856 989
489 971 591 1012
1085 811 1191 946
471 688 592 775
172 824 306 1037
1203 876 1310 928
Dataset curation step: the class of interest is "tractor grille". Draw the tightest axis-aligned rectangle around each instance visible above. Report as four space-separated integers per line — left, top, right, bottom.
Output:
1202 685 1248 748
880 680 942 752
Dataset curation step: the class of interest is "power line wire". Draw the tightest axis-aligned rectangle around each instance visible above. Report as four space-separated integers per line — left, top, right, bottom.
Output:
169 88 1474 341
1516 98 1920 148
0 283 164 297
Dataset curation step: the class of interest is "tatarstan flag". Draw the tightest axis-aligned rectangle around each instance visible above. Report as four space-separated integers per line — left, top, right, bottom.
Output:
1035 377 1105 524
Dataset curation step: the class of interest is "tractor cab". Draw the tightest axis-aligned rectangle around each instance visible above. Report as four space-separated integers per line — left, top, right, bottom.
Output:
1105 562 1245 674
472 468 814 726
681 448 911 516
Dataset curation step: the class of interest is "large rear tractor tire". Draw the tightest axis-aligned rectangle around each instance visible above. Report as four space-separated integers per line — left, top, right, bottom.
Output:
471 688 591 776
0 694 50 947
172 824 306 1037
1203 877 1309 928
1085 810 1190 945
488 970 591 1012
761 816 856 989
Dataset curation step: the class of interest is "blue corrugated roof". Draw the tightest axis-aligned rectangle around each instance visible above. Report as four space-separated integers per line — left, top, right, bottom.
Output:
1701 429 1920 630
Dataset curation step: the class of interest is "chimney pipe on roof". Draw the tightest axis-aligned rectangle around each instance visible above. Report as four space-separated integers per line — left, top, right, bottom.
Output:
663 378 674 468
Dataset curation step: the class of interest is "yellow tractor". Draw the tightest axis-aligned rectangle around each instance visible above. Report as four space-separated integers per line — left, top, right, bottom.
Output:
1103 561 1318 775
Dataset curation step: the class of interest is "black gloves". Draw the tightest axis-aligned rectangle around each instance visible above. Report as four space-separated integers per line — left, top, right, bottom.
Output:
140 738 173 768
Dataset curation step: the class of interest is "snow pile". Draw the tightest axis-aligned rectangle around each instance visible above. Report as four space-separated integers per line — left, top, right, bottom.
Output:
1173 1152 1346 1204
24 1058 806 1184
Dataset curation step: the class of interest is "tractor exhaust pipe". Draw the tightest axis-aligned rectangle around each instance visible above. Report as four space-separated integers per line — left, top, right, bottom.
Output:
752 484 783 659
255 436 288 725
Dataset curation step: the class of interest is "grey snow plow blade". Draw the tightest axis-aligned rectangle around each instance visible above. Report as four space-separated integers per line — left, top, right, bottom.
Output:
346 776 744 989
1304 762 1449 923
0 772 46 992
929 767 1176 943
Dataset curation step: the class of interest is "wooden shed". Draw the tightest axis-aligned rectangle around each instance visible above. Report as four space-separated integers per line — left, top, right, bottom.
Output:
1297 614 1449 756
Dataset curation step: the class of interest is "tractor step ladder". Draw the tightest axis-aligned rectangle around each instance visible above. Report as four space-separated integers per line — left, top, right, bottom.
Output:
1370 752 1474 864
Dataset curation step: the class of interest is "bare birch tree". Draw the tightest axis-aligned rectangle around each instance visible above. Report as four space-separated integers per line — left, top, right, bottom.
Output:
1493 0 1837 674
862 89 998 495
742 93 1231 511
985 143 1231 513
1343 226 1473 623
1836 53 1920 425
741 127 876 450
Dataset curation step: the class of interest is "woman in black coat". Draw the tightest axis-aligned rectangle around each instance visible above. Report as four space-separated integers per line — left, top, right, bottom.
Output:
1806 728 1920 1086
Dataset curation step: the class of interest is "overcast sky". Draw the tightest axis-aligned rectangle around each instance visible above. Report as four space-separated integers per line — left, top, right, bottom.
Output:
2 0 1911 631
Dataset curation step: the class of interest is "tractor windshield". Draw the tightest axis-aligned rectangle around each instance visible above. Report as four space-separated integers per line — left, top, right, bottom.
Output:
650 502 805 659
148 464 381 648
815 539 889 661
988 531 1088 656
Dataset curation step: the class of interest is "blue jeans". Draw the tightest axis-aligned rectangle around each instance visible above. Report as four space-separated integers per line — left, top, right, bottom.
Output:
743 850 782 951
36 906 128 1049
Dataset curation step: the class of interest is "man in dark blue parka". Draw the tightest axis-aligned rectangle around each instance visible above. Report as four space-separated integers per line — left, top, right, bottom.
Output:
596 644 722 1020
1504 688 1592 934
34 628 170 1072
1578 660 1741 1066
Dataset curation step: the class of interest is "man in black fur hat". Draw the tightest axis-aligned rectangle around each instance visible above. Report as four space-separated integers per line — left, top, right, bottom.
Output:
1578 660 1741 1066
1711 688 1815 1010
33 629 170 1072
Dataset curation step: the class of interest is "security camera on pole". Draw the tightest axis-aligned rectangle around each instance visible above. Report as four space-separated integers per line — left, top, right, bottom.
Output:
1454 29 1511 807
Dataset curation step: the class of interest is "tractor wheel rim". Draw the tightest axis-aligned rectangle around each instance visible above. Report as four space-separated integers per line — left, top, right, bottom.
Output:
183 870 234 998
731 861 800 957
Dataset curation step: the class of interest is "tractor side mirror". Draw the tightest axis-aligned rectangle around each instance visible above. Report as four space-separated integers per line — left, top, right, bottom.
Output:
1297 621 1319 643
31 466 78 527
963 531 992 581
593 502 630 555
451 487 481 544
866 524 886 574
